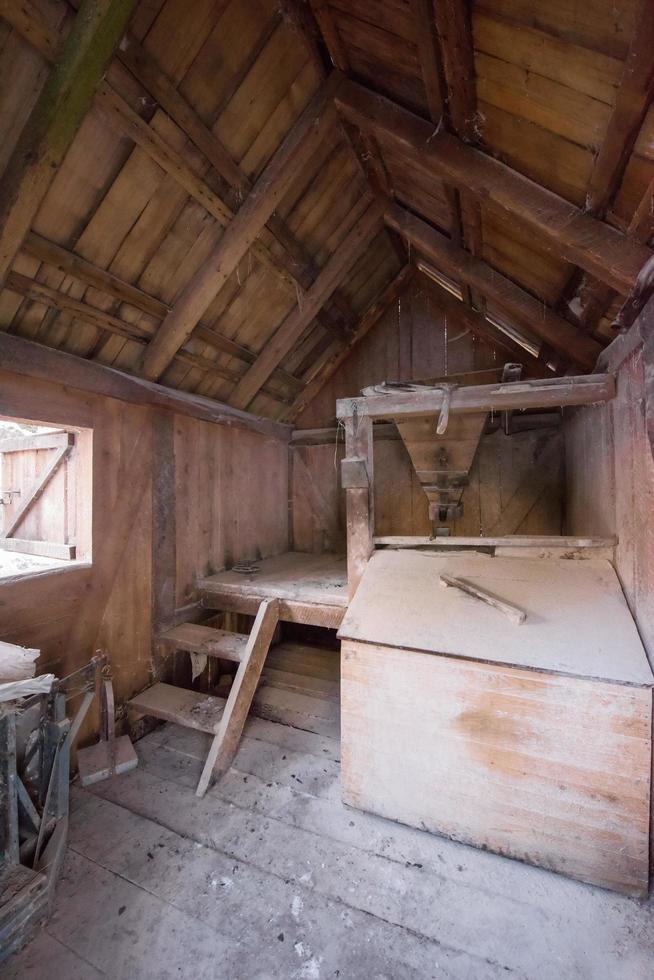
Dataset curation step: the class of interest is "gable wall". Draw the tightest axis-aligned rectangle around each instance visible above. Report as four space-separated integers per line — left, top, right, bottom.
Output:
292 277 563 548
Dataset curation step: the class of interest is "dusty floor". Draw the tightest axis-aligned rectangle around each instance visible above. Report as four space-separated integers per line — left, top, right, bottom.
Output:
5 645 654 979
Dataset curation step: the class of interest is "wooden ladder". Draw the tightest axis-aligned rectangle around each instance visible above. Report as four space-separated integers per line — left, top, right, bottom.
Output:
129 598 279 798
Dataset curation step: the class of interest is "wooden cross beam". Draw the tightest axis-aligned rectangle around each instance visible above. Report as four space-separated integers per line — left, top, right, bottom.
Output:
0 331 291 441
0 0 137 286
585 0 654 214
335 79 653 296
138 71 342 382
4 271 293 406
7 6 355 347
336 374 616 422
385 204 602 369
21 233 304 394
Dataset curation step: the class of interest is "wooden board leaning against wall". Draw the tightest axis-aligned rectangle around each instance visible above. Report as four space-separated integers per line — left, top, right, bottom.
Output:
0 365 289 751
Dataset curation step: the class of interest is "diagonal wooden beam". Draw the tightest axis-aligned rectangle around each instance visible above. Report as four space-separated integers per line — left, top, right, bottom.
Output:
281 264 415 422
138 72 342 382
2 441 72 539
0 0 136 286
21 232 304 392
429 0 485 311
116 34 247 194
0 331 291 440
307 0 349 71
299 0 407 269
335 79 653 296
230 202 383 410
386 203 602 369
0 0 62 60
195 598 280 797
113 35 355 336
410 0 445 123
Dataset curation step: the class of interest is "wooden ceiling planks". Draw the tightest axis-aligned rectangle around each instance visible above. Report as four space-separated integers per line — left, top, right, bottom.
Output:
1 0 654 421
0 0 137 284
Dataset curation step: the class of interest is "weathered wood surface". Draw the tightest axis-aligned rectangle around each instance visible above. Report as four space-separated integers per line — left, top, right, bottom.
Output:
129 682 226 734
339 550 653 686
385 205 602 369
565 336 654 666
159 623 248 663
292 426 565 552
0 0 137 284
0 333 291 441
336 79 652 296
337 373 615 422
196 597 280 795
0 366 289 745
199 551 347 628
439 572 527 625
341 638 652 895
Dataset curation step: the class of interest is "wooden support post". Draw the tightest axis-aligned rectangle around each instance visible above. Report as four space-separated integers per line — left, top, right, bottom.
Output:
343 412 374 599
151 412 176 679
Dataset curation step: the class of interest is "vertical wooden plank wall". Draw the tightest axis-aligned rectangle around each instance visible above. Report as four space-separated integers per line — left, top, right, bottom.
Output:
0 368 289 716
292 429 563 551
565 347 654 665
292 275 563 549
173 417 288 607
295 275 506 429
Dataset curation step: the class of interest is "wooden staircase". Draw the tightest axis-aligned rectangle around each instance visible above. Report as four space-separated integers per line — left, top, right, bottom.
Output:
129 598 279 798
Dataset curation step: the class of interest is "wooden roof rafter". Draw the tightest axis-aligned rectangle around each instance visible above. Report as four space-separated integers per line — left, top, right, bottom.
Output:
419 0 486 313
281 263 415 422
564 2 654 334
20 233 304 394
386 203 602 370
230 200 384 410
138 71 343 381
415 264 553 371
9 4 358 352
0 0 137 285
335 79 653 297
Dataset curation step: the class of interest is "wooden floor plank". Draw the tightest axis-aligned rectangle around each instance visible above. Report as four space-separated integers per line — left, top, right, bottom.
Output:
82 755 654 979
7 674 654 980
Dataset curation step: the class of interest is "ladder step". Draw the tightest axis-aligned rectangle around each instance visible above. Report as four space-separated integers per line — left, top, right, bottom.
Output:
128 682 226 734
159 623 248 663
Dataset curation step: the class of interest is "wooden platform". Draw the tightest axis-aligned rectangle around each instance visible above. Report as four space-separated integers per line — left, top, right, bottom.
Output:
198 552 347 628
339 550 654 896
